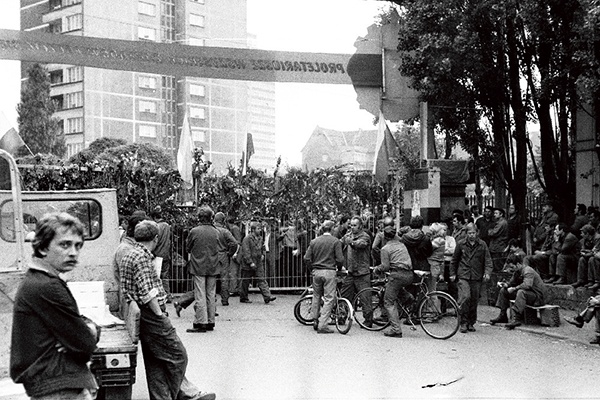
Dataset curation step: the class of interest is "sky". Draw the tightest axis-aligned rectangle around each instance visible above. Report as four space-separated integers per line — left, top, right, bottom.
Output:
0 0 388 166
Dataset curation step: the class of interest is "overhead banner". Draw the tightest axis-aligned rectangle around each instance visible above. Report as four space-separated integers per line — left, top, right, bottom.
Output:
0 29 381 87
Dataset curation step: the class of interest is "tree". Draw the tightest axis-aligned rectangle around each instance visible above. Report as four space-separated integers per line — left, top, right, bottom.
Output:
17 63 65 157
386 0 589 222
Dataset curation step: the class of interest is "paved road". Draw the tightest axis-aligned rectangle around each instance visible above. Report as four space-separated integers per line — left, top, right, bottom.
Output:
133 294 597 400
2 294 597 399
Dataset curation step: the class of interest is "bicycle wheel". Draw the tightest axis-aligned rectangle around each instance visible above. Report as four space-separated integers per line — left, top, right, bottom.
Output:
352 288 389 331
418 291 459 340
293 295 313 325
335 297 353 334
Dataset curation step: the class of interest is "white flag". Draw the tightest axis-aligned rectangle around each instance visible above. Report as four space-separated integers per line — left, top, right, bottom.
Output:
177 113 194 189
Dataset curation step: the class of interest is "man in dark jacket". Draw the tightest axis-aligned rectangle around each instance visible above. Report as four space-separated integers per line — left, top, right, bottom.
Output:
450 223 493 333
185 206 221 333
150 206 173 302
11 212 100 399
303 220 344 334
401 215 432 272
488 208 509 272
214 212 238 306
340 216 373 327
547 223 579 285
491 252 547 330
240 221 276 304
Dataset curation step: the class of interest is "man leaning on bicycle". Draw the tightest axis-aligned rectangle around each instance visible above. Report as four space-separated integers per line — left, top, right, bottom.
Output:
373 226 413 338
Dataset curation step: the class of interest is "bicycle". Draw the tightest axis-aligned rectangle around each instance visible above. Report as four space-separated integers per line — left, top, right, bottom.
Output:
352 269 460 339
293 272 353 334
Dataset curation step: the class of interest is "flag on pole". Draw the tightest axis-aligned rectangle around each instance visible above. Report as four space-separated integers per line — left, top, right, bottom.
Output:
177 113 194 189
241 132 254 176
0 111 25 155
372 110 399 183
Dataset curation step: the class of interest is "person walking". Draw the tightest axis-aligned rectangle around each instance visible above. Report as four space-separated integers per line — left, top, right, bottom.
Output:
10 213 100 400
450 223 492 333
214 212 238 306
150 206 173 303
303 220 344 334
186 206 221 333
119 219 215 399
240 221 276 304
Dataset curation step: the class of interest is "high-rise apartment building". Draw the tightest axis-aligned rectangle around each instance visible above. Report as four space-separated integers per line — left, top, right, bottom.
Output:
20 0 277 173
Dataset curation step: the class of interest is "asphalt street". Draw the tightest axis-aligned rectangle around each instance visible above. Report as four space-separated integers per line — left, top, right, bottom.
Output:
1 294 598 400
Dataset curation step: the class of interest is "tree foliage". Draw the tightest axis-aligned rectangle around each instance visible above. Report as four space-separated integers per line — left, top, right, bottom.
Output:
387 0 594 220
17 63 65 157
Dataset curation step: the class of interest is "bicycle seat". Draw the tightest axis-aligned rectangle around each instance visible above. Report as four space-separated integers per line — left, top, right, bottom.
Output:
413 270 431 277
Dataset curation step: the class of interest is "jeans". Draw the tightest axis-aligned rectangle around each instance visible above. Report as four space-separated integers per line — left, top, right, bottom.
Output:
456 279 483 326
311 269 337 330
139 307 188 400
383 269 414 334
192 275 217 324
240 264 272 301
341 274 372 323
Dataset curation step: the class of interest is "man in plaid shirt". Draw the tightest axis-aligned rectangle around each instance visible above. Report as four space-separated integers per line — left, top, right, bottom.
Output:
118 220 215 400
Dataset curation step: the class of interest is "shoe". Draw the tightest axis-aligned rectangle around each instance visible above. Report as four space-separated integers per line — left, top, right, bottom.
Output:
589 283 600 291
240 298 252 303
191 391 216 400
553 277 567 285
467 325 476 332
459 324 468 333
490 313 508 325
313 319 318 331
174 302 183 318
206 323 214 331
571 280 586 288
505 320 522 330
264 296 277 304
186 323 206 333
590 337 600 345
362 320 373 329
221 301 229 306
317 327 334 334
383 331 403 338
564 316 584 328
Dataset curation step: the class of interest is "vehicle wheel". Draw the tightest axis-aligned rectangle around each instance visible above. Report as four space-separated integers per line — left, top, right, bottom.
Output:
335 297 353 334
418 291 459 340
352 288 389 331
293 295 313 325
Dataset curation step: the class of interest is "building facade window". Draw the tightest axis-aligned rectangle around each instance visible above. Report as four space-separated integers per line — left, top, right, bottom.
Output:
138 75 157 89
138 26 156 41
190 84 205 97
139 125 157 137
192 129 205 142
64 92 83 109
66 142 84 158
63 14 82 32
189 14 205 27
139 100 157 113
190 106 205 119
65 117 83 134
138 1 156 16
65 66 82 83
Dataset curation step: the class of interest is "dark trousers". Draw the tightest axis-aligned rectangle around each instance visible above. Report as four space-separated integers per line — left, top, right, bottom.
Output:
340 274 372 323
160 258 172 300
139 307 187 400
240 265 272 301
456 279 483 326
495 287 541 318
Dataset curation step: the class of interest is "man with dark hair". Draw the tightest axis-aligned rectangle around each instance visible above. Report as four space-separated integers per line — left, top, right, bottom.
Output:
214 212 238 306
476 206 495 245
506 204 521 243
186 206 221 333
11 212 100 400
402 215 433 273
571 203 589 238
150 206 173 303
120 220 214 399
491 252 546 330
227 216 243 296
240 221 276 304
488 207 509 272
333 214 350 239
340 216 373 327
532 202 559 251
373 226 413 338
547 223 579 285
450 223 492 333
572 224 598 288
303 220 344 334
470 205 482 223
371 215 396 265
452 214 468 243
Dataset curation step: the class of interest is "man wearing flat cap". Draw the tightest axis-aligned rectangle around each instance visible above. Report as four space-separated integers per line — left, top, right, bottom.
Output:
303 220 344 334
